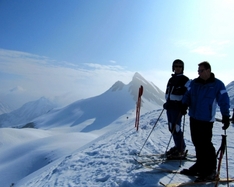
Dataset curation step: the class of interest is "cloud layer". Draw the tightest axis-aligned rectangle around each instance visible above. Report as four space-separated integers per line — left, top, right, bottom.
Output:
0 49 135 108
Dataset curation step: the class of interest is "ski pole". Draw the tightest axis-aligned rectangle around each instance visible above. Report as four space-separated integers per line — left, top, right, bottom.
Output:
215 134 227 187
163 131 174 160
137 108 164 155
179 115 186 167
135 85 143 131
224 130 229 187
215 119 230 187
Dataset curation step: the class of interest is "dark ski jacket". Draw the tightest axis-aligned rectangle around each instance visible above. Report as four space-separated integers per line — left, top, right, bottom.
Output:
182 73 230 122
165 73 189 109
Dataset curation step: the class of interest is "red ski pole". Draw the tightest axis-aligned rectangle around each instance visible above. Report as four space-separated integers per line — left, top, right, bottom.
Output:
135 85 143 131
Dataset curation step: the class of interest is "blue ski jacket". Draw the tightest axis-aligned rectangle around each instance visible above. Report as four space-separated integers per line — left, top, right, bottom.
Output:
182 73 230 122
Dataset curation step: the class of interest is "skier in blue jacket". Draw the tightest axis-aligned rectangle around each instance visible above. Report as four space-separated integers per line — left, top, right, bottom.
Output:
163 59 189 158
180 61 230 182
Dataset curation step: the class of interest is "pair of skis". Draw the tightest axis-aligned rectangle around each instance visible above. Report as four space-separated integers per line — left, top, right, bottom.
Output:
135 152 196 165
134 152 196 175
160 178 234 187
136 159 234 186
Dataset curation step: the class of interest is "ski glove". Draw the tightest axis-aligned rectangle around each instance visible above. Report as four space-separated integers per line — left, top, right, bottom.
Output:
222 115 230 130
181 104 188 116
163 102 168 110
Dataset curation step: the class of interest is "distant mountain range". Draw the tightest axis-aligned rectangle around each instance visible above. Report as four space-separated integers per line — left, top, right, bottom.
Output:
0 72 165 130
0 73 233 130
26 72 165 132
0 97 56 128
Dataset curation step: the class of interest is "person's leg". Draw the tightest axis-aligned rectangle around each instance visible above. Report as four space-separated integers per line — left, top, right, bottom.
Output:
190 118 216 176
168 109 185 152
166 109 176 153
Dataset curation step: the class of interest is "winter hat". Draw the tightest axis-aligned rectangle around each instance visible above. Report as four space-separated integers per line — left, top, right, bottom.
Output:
172 59 184 72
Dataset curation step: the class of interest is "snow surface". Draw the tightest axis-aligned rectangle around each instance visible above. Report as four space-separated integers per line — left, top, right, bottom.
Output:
1 108 234 187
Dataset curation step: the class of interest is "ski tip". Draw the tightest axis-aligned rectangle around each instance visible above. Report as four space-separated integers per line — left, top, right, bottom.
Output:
135 152 140 156
159 181 166 187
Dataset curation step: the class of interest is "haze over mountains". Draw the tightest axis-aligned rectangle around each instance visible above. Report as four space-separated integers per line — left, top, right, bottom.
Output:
0 72 165 130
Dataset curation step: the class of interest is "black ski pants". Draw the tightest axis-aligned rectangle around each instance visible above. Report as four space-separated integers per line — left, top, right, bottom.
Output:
190 117 217 175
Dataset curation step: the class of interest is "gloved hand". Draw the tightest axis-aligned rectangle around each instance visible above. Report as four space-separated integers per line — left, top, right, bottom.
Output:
163 102 168 110
181 104 188 115
222 115 230 130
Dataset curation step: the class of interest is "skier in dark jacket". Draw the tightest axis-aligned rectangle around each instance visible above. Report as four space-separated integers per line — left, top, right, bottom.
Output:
180 61 230 182
163 59 189 158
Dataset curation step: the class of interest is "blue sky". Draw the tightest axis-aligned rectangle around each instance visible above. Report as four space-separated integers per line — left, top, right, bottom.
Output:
0 0 234 108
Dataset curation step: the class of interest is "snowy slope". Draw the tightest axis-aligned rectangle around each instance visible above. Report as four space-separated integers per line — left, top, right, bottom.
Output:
0 128 98 187
6 109 234 187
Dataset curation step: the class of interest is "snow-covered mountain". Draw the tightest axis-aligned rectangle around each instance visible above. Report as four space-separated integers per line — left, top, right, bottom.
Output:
226 81 234 108
0 101 12 114
23 72 165 131
0 97 57 128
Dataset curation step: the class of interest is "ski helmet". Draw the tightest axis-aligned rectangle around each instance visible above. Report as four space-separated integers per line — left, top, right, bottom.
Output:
172 59 184 72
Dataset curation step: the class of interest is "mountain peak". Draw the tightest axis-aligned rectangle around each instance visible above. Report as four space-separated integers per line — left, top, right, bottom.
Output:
39 96 47 101
132 72 144 81
108 81 125 92
128 72 165 105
